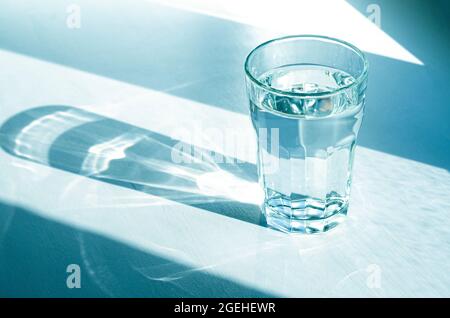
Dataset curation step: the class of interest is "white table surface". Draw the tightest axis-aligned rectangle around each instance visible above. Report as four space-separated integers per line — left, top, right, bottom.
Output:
0 0 449 297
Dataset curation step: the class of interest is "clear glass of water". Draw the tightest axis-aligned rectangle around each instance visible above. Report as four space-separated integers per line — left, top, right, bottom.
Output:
244 35 368 233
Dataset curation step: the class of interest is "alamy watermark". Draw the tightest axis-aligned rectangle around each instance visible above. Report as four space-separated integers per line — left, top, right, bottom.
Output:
366 263 382 289
366 4 381 28
170 127 280 174
66 4 81 29
66 264 81 289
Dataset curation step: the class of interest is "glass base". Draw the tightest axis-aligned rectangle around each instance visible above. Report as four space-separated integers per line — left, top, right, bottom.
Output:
263 202 348 234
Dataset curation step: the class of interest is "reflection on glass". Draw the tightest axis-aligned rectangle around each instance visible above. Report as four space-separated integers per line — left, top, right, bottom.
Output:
245 35 368 233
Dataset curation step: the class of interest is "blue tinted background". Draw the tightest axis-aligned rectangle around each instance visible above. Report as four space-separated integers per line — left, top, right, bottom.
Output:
0 0 449 297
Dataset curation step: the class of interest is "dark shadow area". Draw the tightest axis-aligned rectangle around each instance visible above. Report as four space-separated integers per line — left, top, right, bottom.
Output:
0 201 272 297
359 53 449 169
0 1 448 169
347 0 450 169
0 0 252 114
0 105 265 227
348 0 450 67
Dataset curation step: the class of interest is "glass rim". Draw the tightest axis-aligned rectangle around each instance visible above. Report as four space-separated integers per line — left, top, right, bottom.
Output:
244 35 369 98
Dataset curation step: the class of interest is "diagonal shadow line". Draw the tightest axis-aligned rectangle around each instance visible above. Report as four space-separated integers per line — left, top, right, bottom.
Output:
0 201 273 297
0 105 267 227
346 0 450 67
0 1 448 170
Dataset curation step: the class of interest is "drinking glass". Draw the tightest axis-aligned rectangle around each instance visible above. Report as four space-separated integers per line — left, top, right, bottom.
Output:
244 35 368 233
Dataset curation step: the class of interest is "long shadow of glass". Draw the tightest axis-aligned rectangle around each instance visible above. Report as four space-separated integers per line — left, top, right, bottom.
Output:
0 201 272 297
0 106 266 227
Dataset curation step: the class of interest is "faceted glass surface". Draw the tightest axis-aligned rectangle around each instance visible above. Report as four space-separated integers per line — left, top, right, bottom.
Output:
245 36 368 233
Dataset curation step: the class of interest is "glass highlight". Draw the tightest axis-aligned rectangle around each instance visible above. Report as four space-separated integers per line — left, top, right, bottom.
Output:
245 35 368 233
